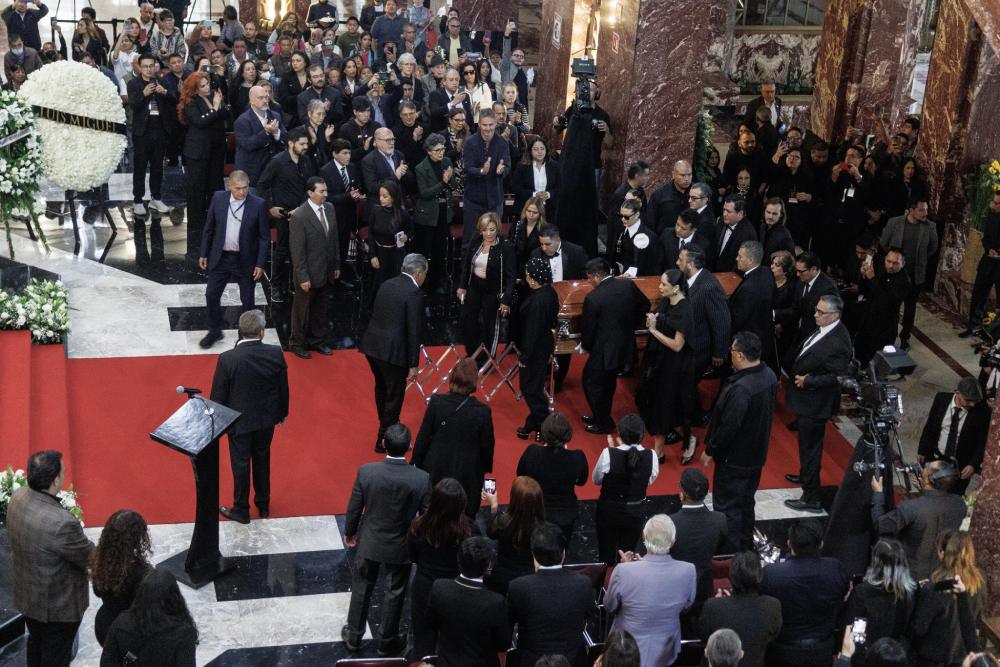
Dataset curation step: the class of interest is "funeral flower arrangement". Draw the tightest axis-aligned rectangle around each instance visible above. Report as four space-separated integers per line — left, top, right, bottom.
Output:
0 279 70 344
0 465 84 526
966 159 1000 233
16 61 127 193
0 89 46 258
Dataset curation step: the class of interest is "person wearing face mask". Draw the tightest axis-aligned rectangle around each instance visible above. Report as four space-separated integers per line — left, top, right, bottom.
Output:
5 34 42 84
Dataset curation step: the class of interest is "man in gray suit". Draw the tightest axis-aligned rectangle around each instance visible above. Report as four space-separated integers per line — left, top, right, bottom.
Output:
342 424 431 656
288 176 340 359
6 450 94 667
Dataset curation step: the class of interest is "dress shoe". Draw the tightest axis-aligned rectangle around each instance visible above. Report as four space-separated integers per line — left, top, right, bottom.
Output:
340 626 361 652
585 423 612 435
219 506 250 524
198 330 224 349
311 345 333 356
899 338 911 351
257 506 269 518
783 498 823 513
680 436 698 465
374 440 386 454
958 329 975 338
516 427 532 440
339 278 357 290
665 431 682 444
784 474 802 484
291 348 311 360
581 415 596 425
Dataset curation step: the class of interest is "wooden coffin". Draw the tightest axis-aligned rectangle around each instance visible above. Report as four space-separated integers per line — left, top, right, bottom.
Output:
551 273 742 354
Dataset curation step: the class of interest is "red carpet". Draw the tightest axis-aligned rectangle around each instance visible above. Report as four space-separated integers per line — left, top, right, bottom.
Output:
33 346 854 527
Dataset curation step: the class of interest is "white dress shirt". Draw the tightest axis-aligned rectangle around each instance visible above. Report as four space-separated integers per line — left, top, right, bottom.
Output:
686 268 703 289
532 162 547 195
592 444 659 486
308 200 329 233
548 241 563 283
223 195 245 251
798 319 838 357
936 395 967 456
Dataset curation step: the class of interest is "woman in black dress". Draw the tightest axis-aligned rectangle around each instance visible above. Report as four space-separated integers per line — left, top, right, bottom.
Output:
368 181 412 295
456 212 517 360
411 358 496 518
509 196 548 279
516 413 590 546
89 510 154 646
228 60 261 118
483 475 545 594
408 478 473 661
277 51 310 126
769 249 796 373
180 72 229 259
637 268 695 464
515 256 559 440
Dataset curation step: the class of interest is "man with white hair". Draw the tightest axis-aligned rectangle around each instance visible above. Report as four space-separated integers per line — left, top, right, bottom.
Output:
604 514 696 667
706 629 744 667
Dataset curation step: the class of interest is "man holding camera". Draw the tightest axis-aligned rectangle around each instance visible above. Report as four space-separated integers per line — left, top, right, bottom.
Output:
853 247 911 364
870 460 967 579
916 377 990 496
552 80 612 190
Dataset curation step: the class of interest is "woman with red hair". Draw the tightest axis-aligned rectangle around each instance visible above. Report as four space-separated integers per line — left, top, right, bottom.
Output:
178 72 229 259
483 475 545 594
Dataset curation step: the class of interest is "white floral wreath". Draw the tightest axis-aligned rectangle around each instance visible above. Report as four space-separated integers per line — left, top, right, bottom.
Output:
0 90 45 257
17 61 127 192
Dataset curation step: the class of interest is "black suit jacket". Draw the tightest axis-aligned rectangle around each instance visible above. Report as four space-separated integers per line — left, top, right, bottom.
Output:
507 567 594 667
776 272 840 341
784 321 853 420
759 221 796 260
744 95 783 129
319 160 362 233
614 223 661 277
917 392 991 472
714 218 758 273
459 237 517 306
580 277 650 371
127 76 170 136
233 108 287 186
428 576 510 667
729 265 776 348
288 201 340 288
296 84 345 127
529 240 588 281
659 232 713 275
510 161 560 223
182 96 228 160
199 191 270 273
686 269 731 362
210 340 289 435
360 273 424 368
428 86 472 132
361 148 405 195
344 457 431 564
669 505 730 605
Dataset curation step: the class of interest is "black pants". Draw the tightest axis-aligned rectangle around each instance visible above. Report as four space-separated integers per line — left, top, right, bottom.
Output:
582 359 618 429
272 216 292 298
367 355 408 439
768 637 835 667
413 205 448 291
968 257 1000 327
228 426 275 513
205 252 256 333
289 281 330 350
520 354 550 431
554 353 571 389
462 276 501 358
132 121 164 203
344 558 409 647
408 571 437 660
796 415 827 503
898 273 920 342
713 463 762 551
185 150 225 259
596 499 645 565
24 617 79 667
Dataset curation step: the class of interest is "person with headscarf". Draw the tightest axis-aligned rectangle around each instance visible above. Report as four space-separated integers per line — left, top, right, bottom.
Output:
516 256 560 441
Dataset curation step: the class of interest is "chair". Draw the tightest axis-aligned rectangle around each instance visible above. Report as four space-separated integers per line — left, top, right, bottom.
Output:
674 639 707 667
711 555 733 593
223 132 236 176
565 563 610 649
333 659 407 667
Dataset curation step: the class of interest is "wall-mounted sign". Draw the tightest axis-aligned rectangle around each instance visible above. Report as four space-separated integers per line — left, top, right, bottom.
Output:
611 31 620 54
552 14 562 48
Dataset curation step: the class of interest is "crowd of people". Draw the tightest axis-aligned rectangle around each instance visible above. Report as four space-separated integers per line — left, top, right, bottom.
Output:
4 2 1000 667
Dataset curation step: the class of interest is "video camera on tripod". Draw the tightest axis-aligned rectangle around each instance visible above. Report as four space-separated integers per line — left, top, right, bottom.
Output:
555 57 597 130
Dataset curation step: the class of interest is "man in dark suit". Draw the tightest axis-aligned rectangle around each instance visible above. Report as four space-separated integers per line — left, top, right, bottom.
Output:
703 332 778 550
507 523 594 667
670 469 728 611
127 54 173 216
612 199 660 277
743 82 782 132
428 537 511 666
714 195 758 273
854 248 911 363
730 240 776 352
360 253 427 451
320 138 365 286
6 450 94 667
689 182 719 240
428 67 473 132
776 250 839 344
360 126 407 195
212 310 289 523
532 225 588 392
234 85 286 188
342 424 432 656
661 208 713 274
287 177 340 358
462 109 510 247
646 159 693 236
761 520 848 667
783 294 853 512
917 378 991 495
296 64 344 127
579 258 650 434
678 245 731 421
197 171 270 349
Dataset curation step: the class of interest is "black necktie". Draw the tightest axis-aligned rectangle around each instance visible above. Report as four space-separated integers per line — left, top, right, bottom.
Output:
944 407 961 459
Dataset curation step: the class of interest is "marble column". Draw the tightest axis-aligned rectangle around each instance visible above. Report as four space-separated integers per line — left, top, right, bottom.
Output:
811 0 917 143
532 0 579 149
969 403 1000 617
454 0 519 31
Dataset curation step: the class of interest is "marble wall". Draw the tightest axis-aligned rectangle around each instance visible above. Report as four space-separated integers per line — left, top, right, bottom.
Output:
532 0 581 148
454 0 519 31
729 30 822 94
970 391 1000 617
594 0 640 197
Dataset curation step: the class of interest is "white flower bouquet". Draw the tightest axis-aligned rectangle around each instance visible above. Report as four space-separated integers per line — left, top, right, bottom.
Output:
0 279 70 344
0 465 84 525
0 89 46 258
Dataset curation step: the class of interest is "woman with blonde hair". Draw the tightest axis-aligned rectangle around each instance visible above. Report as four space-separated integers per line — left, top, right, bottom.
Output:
72 17 105 65
510 195 547 275
456 212 517 360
